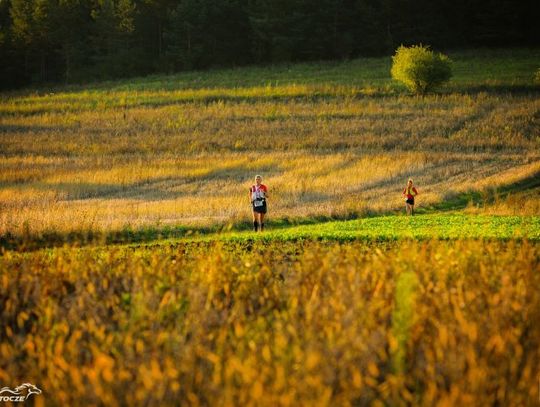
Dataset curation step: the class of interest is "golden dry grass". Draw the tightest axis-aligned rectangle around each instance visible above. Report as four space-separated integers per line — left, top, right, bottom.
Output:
1 90 539 237
1 52 539 406
0 240 538 405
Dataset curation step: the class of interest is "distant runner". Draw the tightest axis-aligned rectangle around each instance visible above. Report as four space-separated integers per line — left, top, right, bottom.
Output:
403 179 419 216
250 175 268 231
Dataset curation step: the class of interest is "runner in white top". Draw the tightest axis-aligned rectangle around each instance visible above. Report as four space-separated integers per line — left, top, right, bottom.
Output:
249 175 269 232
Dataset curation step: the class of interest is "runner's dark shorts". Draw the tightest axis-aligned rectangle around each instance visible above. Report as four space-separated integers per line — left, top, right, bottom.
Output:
406 198 415 205
252 200 267 214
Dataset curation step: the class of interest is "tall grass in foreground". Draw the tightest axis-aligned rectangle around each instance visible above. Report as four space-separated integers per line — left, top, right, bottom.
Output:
0 240 538 405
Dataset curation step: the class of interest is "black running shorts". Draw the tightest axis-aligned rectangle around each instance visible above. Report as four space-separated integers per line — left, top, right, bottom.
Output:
252 199 267 214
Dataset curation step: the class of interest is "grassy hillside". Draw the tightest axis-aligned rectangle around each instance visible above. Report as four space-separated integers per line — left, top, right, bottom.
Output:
1 48 539 241
182 214 540 243
1 48 539 406
3 47 536 96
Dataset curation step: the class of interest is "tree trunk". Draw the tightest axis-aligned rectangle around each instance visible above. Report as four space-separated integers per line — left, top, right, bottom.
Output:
40 50 46 82
65 47 71 84
386 23 394 53
158 20 162 57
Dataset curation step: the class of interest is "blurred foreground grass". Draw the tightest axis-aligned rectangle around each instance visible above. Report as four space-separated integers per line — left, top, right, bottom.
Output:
1 239 538 405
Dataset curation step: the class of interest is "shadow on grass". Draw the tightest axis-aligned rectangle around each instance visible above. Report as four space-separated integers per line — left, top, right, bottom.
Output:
444 84 540 96
2 172 538 252
416 171 540 214
0 212 366 252
0 224 213 252
3 84 539 118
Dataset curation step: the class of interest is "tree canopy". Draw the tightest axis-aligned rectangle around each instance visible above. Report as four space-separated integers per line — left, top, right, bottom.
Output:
0 0 536 89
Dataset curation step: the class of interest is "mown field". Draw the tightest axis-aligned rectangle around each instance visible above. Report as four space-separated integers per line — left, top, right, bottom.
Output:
1 48 539 239
1 48 539 405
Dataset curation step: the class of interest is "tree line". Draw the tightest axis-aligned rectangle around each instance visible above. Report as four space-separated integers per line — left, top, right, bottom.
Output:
0 0 536 89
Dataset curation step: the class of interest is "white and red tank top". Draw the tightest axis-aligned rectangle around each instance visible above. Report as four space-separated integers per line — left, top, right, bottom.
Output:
251 184 268 201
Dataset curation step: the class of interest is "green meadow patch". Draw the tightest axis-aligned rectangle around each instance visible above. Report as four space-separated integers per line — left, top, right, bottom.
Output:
146 214 540 247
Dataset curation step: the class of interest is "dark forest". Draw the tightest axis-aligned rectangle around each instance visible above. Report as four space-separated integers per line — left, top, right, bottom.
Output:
0 0 537 89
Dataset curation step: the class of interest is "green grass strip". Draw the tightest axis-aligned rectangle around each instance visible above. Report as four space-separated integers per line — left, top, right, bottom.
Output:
146 214 540 247
392 271 420 374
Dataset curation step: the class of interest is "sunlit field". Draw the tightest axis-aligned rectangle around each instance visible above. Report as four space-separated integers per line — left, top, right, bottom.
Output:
1 240 539 405
1 48 540 405
1 49 539 239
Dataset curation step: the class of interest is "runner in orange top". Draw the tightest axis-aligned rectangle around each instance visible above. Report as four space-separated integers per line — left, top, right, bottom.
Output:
403 178 419 216
249 175 268 231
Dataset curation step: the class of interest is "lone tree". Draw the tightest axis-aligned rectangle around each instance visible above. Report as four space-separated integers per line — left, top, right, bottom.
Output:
391 45 452 95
